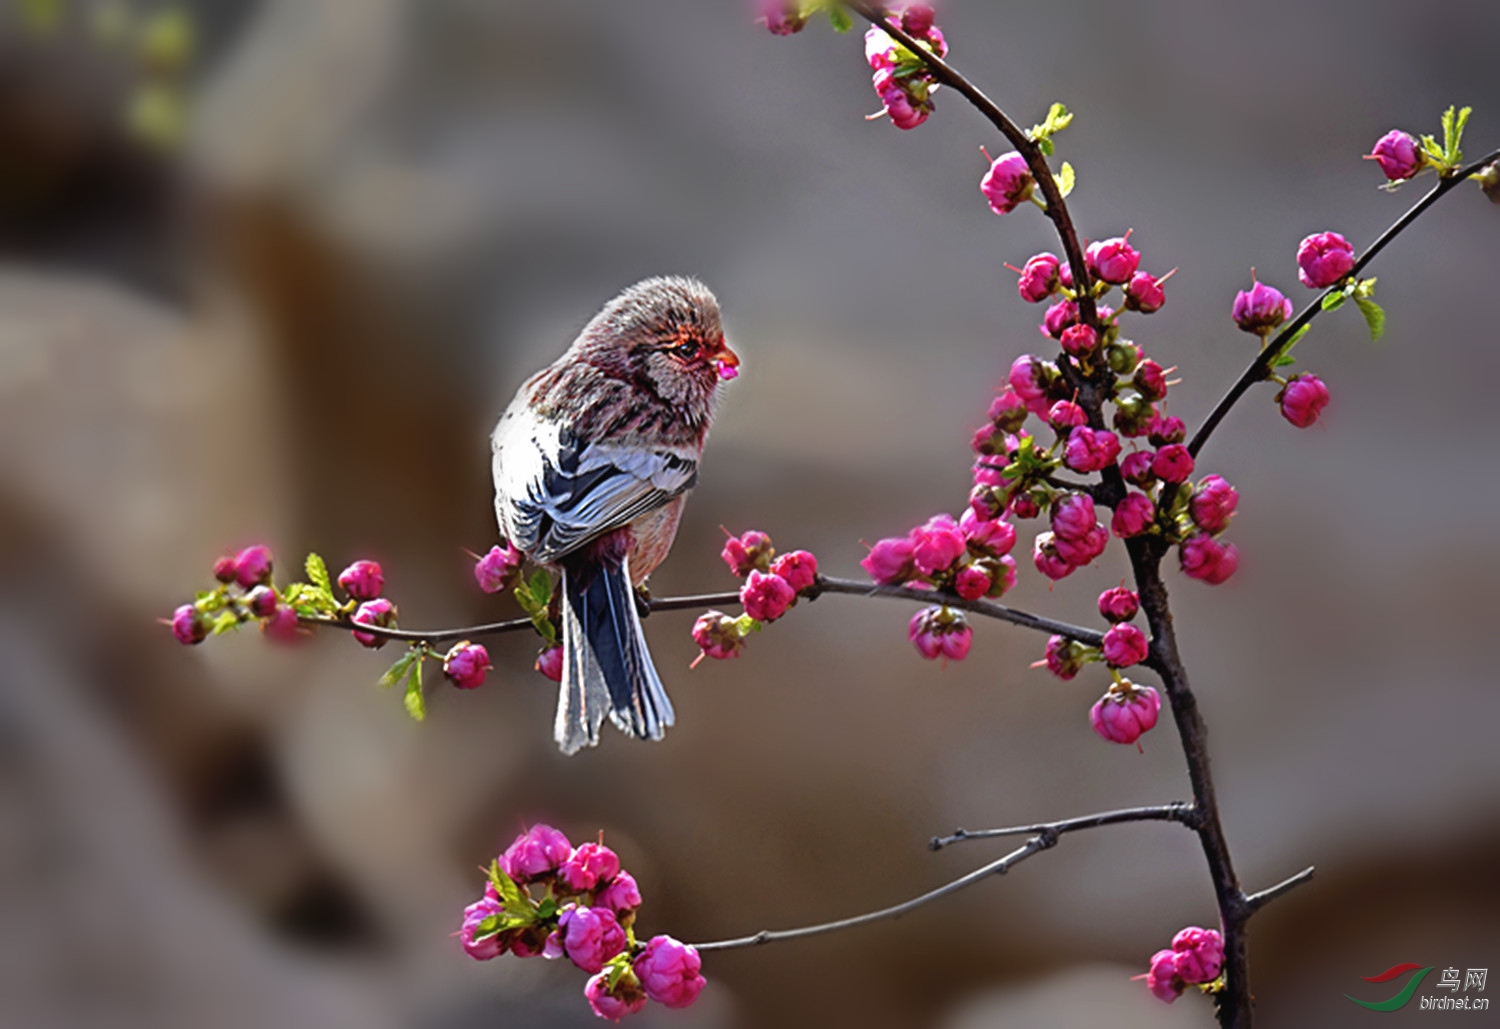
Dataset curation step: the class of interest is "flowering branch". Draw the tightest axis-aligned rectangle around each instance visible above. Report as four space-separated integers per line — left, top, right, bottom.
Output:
1189 146 1500 458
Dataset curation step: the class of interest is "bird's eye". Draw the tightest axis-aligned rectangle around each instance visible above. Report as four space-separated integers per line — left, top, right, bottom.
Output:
671 340 701 360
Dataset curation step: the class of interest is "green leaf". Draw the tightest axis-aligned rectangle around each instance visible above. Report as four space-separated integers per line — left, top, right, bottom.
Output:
827 5 853 32
1269 353 1297 369
1354 295 1386 341
1320 292 1347 312
402 660 426 722
487 860 535 920
306 553 334 597
1353 276 1378 299
379 650 418 688
210 610 241 636
1284 323 1312 348
1439 104 1472 166
1057 162 1076 198
1037 138 1054 158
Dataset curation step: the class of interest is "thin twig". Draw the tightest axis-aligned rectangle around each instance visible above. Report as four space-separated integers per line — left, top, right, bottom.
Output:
929 802 1196 851
1188 149 1500 459
1243 866 1316 916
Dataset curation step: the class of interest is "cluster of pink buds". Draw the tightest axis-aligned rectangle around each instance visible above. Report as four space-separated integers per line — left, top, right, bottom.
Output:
864 4 946 130
693 530 820 663
460 825 704 1021
1138 926 1225 1003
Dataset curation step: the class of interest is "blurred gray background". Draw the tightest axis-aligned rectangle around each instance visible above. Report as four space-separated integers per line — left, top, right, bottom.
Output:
0 1 1497 1027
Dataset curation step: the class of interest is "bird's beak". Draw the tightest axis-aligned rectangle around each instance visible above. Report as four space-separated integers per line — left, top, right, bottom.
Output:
715 343 740 381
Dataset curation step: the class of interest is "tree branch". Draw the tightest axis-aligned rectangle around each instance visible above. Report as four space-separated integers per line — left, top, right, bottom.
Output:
1243 866 1316 916
929 802 1196 851
1188 148 1500 459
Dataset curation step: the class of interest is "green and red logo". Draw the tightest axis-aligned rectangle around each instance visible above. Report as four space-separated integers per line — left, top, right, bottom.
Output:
1345 963 1435 1012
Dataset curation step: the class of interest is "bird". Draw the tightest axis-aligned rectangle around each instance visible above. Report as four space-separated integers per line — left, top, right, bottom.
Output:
491 276 739 754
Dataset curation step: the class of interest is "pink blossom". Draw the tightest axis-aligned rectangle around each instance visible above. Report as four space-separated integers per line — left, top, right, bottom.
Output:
1032 532 1075 581
1232 280 1293 335
634 935 707 1009
459 895 505 961
721 529 773 577
954 565 991 601
981 151 1035 215
959 507 1017 556
1047 400 1087 430
691 611 745 661
535 645 564 681
1367 129 1423 181
1090 683 1162 745
261 605 303 644
351 598 397 649
212 554 238 584
1063 426 1122 473
232 545 273 589
443 642 490 690
500 824 573 883
1017 252 1061 303
971 422 1005 456
1041 299 1079 340
1008 354 1052 403
1278 373 1330 428
1102 623 1150 668
474 543 523 593
1060 323 1099 358
1190 475 1239 534
910 514 967 576
1296 231 1356 289
741 569 796 622
1098 586 1140 622
1150 444 1195 484
1113 393 1157 438
1010 492 1041 520
878 80 931 130
1042 634 1088 680
758 0 808 36
864 26 898 70
908 606 973 661
1111 491 1156 538
988 388 1029 433
246 585 277 618
1147 414 1185 446
1053 523 1108 567
559 906 627 974
1086 235 1141 285
1050 493 1097 542
770 550 818 594
1124 271 1167 313
1180 534 1239 585
1120 450 1156 487
594 870 642 917
1146 948 1186 1003
586 970 648 1022
170 604 207 645
1171 926 1225 984
1134 360 1169 402
559 842 621 894
980 555 1018 596
862 536 916 585
900 3 937 38
337 559 385 601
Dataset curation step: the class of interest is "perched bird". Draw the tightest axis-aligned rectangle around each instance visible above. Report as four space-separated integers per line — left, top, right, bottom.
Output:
492 277 739 753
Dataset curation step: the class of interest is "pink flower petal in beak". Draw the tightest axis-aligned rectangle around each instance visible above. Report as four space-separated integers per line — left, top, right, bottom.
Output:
716 360 739 380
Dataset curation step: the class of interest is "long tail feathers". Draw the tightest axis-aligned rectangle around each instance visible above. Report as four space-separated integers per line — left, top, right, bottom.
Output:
556 557 674 754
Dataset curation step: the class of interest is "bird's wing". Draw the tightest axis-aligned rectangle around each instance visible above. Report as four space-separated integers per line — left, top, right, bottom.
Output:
493 409 698 565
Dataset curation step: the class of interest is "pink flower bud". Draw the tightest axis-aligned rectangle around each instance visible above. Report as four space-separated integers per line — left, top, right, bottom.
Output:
232 545 273 589
1113 392 1157 438
1146 948 1186 1003
474 543 523 594
1480 162 1500 204
862 536 916 585
1120 450 1156 487
1171 926 1225 984
1042 634 1089 680
1041 299 1079 340
971 421 1006 457
1032 532 1075 581
900 3 937 37
261 604 303 644
586 969 648 1022
351 598 397 649
770 550 818 594
1086 235 1141 285
758 0 808 36
559 905 627 974
741 569 796 622
1134 360 1169 403
1296 231 1356 289
170 603 208 645
595 869 643 917
1146 414 1186 447
559 842 621 894
908 606 973 661
1102 623 1150 668
1278 373 1329 428
954 565 991 600
212 555 238 584
246 585 278 618
1063 426 1122 473
336 559 384 601
1232 280 1294 335
1367 129 1423 181
1050 492 1097 542
1053 523 1108 567
959 507 1017 556
1098 586 1140 622
910 514 967 577
692 611 745 661
1060 323 1099 358
1124 271 1167 314
1010 492 1041 520
988 388 1030 434
721 529 774 577
536 645 564 681
443 641 491 690
981 151 1035 216
459 895 506 961
1017 252 1061 303
980 554 1018 596
1090 682 1161 745
1189 475 1238 534
1008 354 1052 402
1046 400 1087 430
1179 534 1239 585
878 80 931 131
1111 491 1156 538
633 935 706 1010
1150 444 1194 484
865 26 898 70
500 824 573 883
